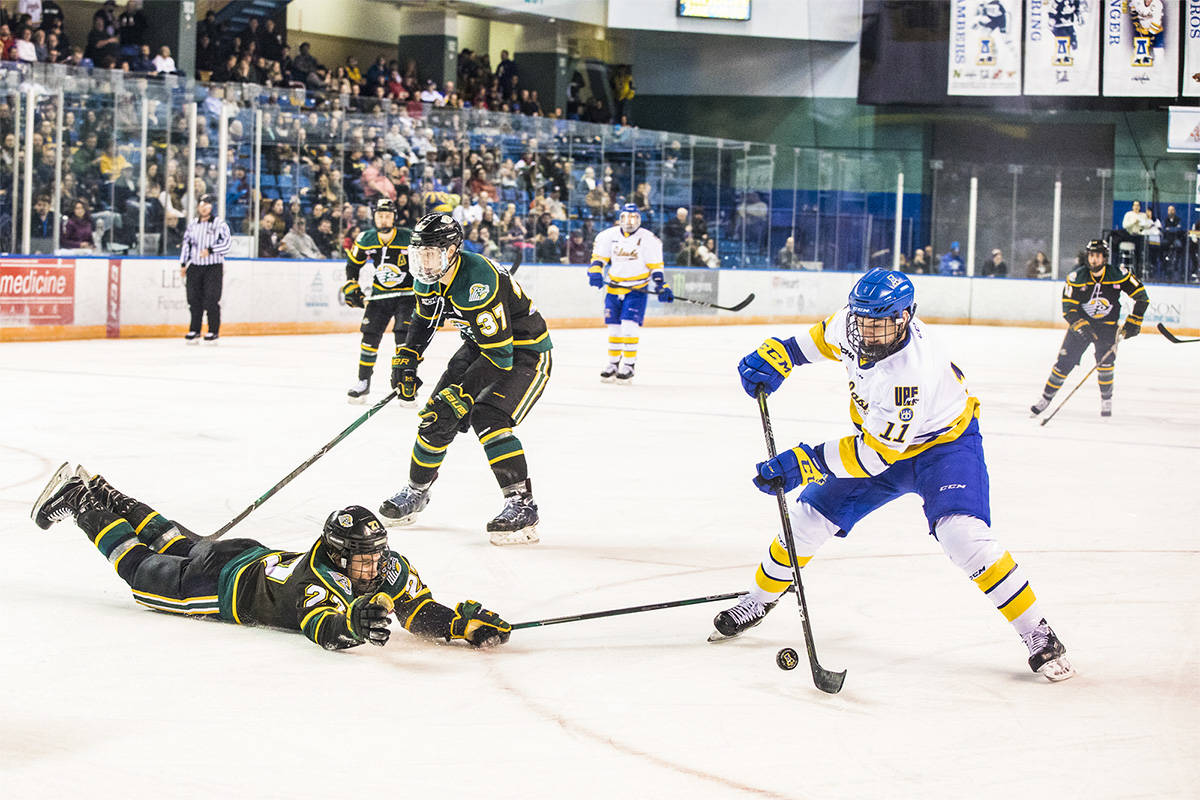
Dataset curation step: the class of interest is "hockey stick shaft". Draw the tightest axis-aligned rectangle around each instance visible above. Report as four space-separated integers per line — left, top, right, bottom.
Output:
1039 335 1122 427
513 591 749 630
756 389 846 694
203 389 400 541
602 281 754 312
1156 323 1200 343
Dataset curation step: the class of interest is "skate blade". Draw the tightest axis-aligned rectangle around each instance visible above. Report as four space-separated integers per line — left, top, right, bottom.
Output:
1038 656 1076 682
707 629 740 643
74 464 93 483
395 398 417 409
600 375 617 384
347 395 370 405
379 513 419 528
185 339 200 346
30 461 72 526
489 525 539 546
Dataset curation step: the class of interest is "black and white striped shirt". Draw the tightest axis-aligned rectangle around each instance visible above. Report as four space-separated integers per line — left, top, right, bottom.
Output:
180 216 233 266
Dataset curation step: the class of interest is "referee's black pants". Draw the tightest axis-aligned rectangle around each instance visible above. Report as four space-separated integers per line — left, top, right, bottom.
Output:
186 263 223 335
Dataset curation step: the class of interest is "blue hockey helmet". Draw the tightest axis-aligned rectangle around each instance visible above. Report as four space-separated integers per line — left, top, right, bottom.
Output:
618 202 641 233
845 268 917 362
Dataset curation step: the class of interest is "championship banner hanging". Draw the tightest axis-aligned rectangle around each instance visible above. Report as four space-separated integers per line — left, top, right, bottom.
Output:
1102 0 1181 96
1024 0 1100 95
948 0 1024 95
1183 0 1200 96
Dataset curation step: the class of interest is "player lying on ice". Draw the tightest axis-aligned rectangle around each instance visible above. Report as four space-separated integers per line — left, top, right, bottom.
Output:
713 268 1075 682
30 463 511 651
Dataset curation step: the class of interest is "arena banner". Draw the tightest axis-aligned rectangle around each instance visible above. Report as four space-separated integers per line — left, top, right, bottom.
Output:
948 0 1024 95
1103 0 1181 96
1183 0 1200 95
1024 0 1101 95
0 258 75 325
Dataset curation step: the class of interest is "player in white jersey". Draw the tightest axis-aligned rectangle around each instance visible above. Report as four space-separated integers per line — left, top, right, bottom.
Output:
712 268 1074 682
587 203 673 383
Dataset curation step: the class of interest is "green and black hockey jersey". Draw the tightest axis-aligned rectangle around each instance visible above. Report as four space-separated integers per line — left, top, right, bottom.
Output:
216 539 457 650
344 226 414 299
409 251 552 396
1061 263 1149 328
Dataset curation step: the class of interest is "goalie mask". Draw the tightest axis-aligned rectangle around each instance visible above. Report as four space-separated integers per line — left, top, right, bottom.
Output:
410 212 464 284
845 268 916 362
618 203 641 234
322 505 389 594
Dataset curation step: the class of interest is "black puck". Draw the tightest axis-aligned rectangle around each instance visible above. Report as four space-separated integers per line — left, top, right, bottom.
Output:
776 647 799 671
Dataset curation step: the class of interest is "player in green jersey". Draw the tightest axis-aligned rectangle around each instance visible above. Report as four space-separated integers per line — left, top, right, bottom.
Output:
30 462 511 650
379 213 552 546
341 198 416 404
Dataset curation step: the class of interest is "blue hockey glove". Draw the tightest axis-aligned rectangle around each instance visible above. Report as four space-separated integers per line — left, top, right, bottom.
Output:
738 337 799 397
753 444 826 494
587 268 604 288
653 275 673 303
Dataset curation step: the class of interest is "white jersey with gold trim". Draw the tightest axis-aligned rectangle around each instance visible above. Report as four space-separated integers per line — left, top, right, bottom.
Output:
791 308 980 479
589 225 664 294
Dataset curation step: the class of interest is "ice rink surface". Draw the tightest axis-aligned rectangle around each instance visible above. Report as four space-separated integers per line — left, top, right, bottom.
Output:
1 321 1197 799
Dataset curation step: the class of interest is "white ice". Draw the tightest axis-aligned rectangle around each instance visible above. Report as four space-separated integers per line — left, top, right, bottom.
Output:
1 322 1197 799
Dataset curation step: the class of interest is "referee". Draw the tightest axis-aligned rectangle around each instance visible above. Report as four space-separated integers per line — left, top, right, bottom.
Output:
180 194 232 343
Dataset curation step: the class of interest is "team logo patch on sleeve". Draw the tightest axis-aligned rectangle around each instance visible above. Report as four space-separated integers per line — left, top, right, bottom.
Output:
331 572 353 595
468 283 490 302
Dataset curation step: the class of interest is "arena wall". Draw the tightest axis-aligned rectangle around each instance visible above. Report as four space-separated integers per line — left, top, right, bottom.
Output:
1 258 1196 342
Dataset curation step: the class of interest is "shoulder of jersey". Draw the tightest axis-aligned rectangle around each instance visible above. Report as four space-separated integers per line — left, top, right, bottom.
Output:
394 227 413 245
451 252 500 307
357 228 381 247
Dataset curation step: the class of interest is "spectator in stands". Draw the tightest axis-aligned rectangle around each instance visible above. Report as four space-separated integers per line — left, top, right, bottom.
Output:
535 223 565 263
99 141 131 181
258 212 281 257
777 235 801 269
496 49 517 100
909 248 928 274
462 225 484 255
663 207 688 258
61 199 94 250
982 248 1008 278
478 226 500 260
280 217 323 260
12 24 35 62
419 80 443 104
117 1 147 60
938 241 964 276
567 228 589 264
310 215 336 258
129 43 154 73
31 194 55 249
293 41 318 78
84 13 119 67
1026 250 1052 279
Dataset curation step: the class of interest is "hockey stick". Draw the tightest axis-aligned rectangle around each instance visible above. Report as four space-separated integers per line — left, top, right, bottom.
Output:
1039 334 1122 427
603 282 755 312
1156 323 1200 343
513 591 748 630
202 389 400 541
756 389 846 694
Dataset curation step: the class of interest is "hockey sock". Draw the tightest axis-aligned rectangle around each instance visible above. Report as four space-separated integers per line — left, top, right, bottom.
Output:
77 509 153 586
1041 366 1069 399
130 508 191 555
620 319 640 365
749 536 812 605
606 324 622 364
358 333 383 381
480 428 527 487
1097 363 1114 399
972 551 1043 634
409 433 450 485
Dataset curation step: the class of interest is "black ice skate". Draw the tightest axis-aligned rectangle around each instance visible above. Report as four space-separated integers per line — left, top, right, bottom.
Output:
30 465 97 530
76 465 137 518
347 378 371 404
378 483 431 526
185 331 200 345
1020 619 1075 682
203 333 219 343
708 595 779 642
487 479 539 546
615 363 635 384
1029 396 1050 416
600 363 619 383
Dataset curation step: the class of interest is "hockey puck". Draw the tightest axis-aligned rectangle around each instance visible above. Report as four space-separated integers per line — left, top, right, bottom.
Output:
776 647 800 671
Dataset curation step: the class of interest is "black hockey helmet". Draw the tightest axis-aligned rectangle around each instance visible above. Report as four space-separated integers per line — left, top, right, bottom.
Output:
1085 239 1109 259
410 213 465 284
322 505 389 594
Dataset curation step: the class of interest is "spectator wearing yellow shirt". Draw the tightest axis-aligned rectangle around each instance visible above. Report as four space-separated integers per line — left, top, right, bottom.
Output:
98 142 130 181
345 55 363 85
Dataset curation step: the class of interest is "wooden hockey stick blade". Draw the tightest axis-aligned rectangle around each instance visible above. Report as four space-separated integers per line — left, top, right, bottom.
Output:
1157 323 1200 343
